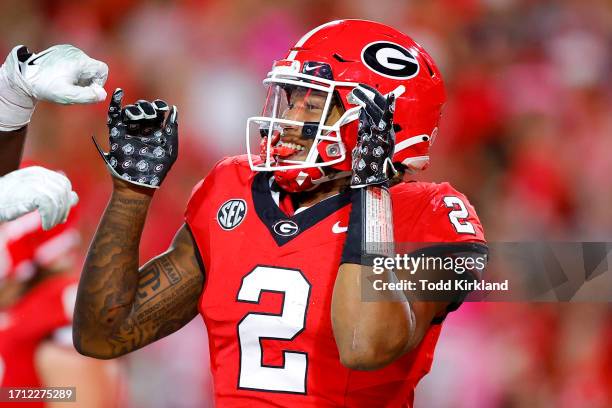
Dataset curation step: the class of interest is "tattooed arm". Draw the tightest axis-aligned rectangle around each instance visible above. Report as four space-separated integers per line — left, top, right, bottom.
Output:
73 177 203 359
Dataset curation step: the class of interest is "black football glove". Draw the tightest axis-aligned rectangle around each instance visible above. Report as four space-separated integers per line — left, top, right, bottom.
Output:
348 84 397 188
93 88 178 188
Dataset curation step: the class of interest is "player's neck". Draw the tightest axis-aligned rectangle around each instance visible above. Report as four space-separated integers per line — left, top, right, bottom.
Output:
290 177 348 209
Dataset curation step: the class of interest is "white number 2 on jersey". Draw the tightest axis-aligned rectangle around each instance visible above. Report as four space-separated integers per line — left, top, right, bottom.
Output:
237 266 311 394
443 196 476 234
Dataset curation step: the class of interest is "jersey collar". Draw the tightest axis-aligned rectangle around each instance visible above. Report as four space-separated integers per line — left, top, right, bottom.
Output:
251 172 351 246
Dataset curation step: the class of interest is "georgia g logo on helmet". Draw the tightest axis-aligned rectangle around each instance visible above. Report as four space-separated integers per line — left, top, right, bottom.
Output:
361 41 419 79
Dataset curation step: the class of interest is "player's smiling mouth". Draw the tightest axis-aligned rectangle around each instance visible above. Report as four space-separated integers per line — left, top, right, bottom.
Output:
277 141 306 152
276 139 311 161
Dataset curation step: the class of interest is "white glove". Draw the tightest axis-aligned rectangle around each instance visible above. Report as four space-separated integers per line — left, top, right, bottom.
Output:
0 166 79 230
0 44 108 131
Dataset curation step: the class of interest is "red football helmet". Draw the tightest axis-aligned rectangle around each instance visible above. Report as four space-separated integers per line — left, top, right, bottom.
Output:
246 19 446 192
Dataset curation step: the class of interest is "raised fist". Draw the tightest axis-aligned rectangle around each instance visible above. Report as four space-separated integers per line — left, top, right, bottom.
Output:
0 166 78 230
0 44 108 131
94 88 178 189
348 84 397 188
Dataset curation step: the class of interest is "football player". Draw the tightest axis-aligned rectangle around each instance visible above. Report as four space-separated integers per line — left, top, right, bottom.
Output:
0 194 121 408
74 20 487 407
0 44 108 230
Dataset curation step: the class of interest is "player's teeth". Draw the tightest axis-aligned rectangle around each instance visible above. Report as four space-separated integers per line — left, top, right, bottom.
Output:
279 142 304 151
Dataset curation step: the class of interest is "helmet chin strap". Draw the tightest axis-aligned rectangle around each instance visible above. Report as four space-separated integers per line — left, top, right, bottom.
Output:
273 166 350 193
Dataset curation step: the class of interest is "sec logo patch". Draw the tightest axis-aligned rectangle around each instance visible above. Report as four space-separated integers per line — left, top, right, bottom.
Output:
217 199 247 230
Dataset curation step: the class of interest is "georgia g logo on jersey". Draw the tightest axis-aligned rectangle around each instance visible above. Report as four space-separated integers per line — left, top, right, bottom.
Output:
361 41 419 79
217 199 247 230
272 220 299 237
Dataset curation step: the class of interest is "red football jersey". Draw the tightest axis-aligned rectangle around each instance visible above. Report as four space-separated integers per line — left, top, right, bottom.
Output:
0 210 79 408
185 155 485 407
0 275 77 407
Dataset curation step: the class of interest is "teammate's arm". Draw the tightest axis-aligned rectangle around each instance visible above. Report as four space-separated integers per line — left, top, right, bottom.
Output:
0 44 107 167
73 178 203 359
0 44 32 175
0 44 107 226
0 127 27 176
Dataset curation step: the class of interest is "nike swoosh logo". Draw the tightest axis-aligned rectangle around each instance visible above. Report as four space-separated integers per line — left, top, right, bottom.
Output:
28 49 55 66
332 221 348 234
303 65 321 72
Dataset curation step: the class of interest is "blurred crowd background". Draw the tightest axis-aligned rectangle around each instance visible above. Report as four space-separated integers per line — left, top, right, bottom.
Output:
1 0 611 407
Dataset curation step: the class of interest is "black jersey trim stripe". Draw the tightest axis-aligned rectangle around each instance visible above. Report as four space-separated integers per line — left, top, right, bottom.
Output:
251 172 352 246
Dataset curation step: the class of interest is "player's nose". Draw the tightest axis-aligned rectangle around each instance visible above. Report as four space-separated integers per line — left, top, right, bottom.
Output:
282 103 307 123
